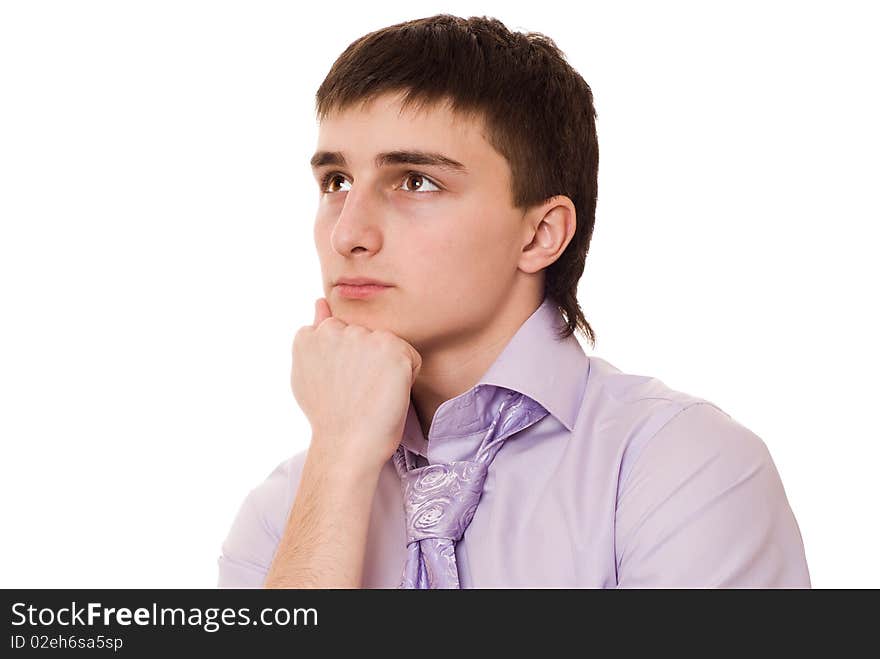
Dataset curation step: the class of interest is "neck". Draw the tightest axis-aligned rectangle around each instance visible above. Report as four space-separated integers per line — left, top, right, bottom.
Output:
410 288 543 439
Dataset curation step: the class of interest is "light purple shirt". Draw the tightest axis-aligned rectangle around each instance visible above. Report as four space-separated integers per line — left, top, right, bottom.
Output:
217 297 811 588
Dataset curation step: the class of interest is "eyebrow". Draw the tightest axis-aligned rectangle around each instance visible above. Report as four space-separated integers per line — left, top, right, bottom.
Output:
310 149 468 173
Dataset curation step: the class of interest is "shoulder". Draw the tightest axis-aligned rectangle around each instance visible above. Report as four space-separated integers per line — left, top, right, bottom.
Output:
586 355 777 528
580 356 750 483
618 401 770 500
615 405 809 586
217 450 309 587
582 357 809 587
243 450 310 532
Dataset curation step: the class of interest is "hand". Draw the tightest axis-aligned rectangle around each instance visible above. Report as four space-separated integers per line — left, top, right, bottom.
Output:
290 298 422 473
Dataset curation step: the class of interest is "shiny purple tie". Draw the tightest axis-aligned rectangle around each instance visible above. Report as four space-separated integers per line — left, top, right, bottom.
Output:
391 390 549 589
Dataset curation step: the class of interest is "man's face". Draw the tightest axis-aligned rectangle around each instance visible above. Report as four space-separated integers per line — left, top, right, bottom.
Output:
311 91 530 353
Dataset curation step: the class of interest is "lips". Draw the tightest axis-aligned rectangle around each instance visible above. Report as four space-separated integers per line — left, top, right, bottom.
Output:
334 277 393 287
334 283 391 299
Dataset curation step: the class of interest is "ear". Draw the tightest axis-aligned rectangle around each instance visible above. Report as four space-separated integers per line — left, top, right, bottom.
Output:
519 196 577 274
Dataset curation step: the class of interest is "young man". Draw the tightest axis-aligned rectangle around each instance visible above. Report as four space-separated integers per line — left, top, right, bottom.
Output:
217 14 810 588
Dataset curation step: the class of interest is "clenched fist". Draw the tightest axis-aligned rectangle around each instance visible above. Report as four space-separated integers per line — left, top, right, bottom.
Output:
291 298 423 474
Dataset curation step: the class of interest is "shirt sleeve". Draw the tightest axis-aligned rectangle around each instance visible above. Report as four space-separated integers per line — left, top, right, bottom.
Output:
614 402 811 588
216 452 307 588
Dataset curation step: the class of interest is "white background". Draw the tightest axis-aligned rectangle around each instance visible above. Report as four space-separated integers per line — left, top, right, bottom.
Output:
1 1 877 588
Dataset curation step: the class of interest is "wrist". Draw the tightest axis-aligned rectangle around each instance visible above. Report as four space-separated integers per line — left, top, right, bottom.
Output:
305 439 385 486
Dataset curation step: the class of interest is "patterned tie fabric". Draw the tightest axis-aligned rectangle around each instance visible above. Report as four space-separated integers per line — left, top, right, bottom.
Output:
391 389 549 588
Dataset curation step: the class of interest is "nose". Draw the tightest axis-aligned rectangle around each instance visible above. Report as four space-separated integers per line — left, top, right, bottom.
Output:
329 184 384 256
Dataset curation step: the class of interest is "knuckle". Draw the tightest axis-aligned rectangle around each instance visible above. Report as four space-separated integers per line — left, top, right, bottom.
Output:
377 333 401 354
319 318 343 334
293 326 310 346
343 323 367 336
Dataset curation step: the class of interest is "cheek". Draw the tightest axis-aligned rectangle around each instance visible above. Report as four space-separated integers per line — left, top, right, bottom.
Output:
313 218 326 247
313 217 336 253
410 236 499 308
408 231 468 279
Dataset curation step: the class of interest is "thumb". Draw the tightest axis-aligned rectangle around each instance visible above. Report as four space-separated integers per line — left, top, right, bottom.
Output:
313 298 332 327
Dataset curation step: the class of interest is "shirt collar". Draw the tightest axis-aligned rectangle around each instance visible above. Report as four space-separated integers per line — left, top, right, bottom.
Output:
400 295 589 458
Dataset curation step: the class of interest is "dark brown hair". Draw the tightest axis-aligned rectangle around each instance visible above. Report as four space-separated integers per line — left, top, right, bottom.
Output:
314 14 599 346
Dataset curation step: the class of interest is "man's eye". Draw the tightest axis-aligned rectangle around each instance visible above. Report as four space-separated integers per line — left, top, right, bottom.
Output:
319 171 441 194
399 172 441 193
319 173 350 193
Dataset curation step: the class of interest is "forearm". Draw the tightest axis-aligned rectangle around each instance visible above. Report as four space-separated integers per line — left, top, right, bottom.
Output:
264 441 381 588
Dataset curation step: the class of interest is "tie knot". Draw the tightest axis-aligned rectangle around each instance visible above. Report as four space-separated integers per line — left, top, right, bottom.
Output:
400 461 489 543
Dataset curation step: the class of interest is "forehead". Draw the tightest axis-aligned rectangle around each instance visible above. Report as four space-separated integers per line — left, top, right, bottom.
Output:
315 92 490 166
